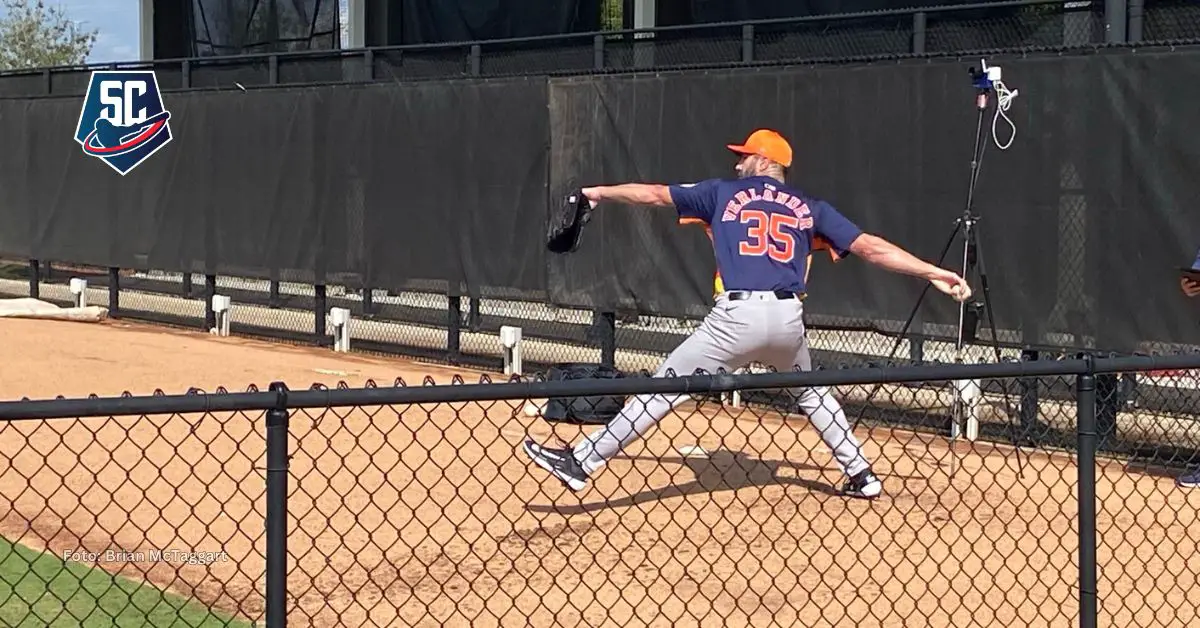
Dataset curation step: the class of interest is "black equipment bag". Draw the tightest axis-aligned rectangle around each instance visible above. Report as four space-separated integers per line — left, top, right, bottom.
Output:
541 363 628 425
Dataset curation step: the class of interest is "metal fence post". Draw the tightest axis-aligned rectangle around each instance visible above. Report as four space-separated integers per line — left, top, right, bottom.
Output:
468 297 482 332
1076 357 1098 628
314 285 327 344
1127 0 1144 42
362 285 374 315
1105 0 1128 43
265 382 290 628
204 275 217 330
913 11 927 54
741 24 754 63
448 296 462 364
599 311 616 368
593 34 605 70
269 54 279 84
28 260 39 300
269 278 281 309
909 332 925 364
469 44 482 75
1019 349 1040 444
182 273 193 297
108 267 120 317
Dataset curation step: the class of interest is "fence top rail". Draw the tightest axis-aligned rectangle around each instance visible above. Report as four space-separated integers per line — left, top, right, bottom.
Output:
0 0 1084 78
0 354 1195 422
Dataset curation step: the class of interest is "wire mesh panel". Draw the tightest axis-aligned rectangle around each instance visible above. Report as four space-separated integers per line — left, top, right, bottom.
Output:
754 14 913 62
926 2 1105 52
0 409 266 627
48 70 95 97
1094 368 1200 627
189 58 273 89
0 72 45 98
480 39 598 77
1142 0 1200 43
281 372 1092 627
373 49 470 82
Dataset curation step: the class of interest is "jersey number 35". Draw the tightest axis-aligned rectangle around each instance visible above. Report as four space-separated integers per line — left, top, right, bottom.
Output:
738 210 800 263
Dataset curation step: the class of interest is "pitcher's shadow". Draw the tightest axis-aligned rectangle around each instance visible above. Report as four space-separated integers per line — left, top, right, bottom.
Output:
527 449 839 515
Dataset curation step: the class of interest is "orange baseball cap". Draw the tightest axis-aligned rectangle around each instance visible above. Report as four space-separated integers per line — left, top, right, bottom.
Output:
727 129 793 168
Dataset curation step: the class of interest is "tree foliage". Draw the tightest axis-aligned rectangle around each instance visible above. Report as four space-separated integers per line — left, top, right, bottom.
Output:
0 0 98 70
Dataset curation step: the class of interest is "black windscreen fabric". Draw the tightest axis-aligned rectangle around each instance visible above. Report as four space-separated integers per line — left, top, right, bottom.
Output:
0 78 550 299
190 0 340 55
3 50 1200 353
399 0 601 45
547 52 1200 351
663 0 994 25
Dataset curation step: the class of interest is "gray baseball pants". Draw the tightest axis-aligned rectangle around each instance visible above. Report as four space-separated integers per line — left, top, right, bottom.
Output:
572 292 872 478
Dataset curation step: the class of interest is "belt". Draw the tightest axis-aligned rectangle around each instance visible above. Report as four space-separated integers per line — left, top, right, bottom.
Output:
726 290 805 301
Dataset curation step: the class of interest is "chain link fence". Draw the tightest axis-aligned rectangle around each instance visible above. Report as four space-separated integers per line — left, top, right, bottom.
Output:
0 357 1197 626
2 1 1191 99
0 260 1038 378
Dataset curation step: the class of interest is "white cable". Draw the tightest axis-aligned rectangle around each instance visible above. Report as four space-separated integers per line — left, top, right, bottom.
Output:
991 79 1019 150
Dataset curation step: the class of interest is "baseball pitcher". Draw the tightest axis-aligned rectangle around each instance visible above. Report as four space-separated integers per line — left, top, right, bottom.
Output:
524 129 973 499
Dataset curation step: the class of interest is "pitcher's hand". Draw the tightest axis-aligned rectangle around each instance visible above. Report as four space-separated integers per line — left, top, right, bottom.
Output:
930 269 973 302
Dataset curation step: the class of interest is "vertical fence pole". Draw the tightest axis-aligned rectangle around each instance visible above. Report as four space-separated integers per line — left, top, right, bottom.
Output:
362 284 373 315
741 24 754 62
599 311 616 368
269 278 282 309
28 260 39 300
469 44 481 75
448 296 462 364
1127 0 1143 42
468 297 482 332
108 267 120 317
265 382 290 628
1019 349 1040 444
314 284 327 344
909 331 925 364
913 11 927 54
593 34 605 70
204 274 217 330
1105 0 1128 43
182 272 193 297
1076 358 1098 628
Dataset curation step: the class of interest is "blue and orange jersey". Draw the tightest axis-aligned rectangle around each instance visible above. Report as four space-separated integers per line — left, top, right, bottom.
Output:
670 176 863 295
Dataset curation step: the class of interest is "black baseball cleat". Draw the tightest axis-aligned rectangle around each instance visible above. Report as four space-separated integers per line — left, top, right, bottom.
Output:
522 440 589 492
841 469 882 499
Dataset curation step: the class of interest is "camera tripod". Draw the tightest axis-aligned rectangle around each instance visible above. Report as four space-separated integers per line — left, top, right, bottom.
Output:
851 79 1025 478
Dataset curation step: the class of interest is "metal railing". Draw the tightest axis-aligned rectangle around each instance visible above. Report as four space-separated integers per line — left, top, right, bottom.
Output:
3 0 1197 99
0 355 1198 626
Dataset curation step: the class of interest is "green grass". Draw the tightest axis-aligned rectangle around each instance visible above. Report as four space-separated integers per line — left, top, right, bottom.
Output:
0 538 254 628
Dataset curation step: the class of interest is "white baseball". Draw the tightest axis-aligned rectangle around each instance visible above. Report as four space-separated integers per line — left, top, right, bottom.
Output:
523 402 542 418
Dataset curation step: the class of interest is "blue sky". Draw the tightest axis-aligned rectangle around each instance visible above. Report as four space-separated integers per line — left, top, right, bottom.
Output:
0 0 139 63
1 0 350 65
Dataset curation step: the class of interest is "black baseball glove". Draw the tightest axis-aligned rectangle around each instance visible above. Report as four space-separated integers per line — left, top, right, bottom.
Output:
546 188 594 254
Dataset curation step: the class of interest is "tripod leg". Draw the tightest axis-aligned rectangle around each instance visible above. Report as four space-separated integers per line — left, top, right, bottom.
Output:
851 221 964 436
969 228 1027 476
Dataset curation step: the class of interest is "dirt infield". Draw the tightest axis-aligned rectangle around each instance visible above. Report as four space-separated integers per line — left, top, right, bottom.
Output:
0 317 1197 627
